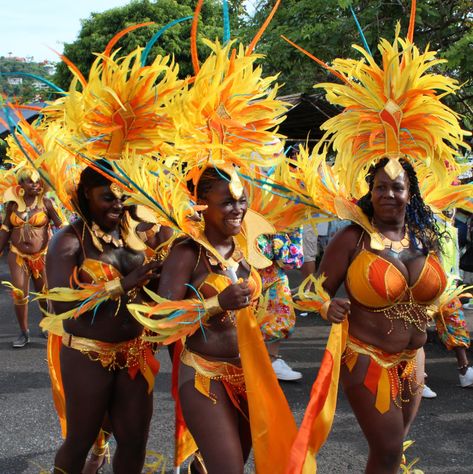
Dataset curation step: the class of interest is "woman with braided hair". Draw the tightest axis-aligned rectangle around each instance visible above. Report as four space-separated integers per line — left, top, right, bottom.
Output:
316 158 447 473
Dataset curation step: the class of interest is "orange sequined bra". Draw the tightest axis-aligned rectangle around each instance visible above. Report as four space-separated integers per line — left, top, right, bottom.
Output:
78 258 122 284
346 239 447 309
10 210 48 228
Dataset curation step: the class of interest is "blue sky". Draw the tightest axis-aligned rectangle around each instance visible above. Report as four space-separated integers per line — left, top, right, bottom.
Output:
0 0 131 62
0 0 257 63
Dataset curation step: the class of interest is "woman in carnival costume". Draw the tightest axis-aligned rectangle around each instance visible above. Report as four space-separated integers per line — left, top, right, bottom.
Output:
111 3 321 472
0 117 64 348
270 2 471 472
33 26 180 473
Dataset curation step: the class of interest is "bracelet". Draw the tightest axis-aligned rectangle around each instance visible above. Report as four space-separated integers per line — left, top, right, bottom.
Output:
457 364 469 371
104 278 125 299
1 224 11 232
319 299 331 320
203 295 223 317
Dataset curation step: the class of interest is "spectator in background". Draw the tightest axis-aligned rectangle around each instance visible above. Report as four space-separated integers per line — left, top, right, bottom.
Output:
460 214 473 305
258 229 304 381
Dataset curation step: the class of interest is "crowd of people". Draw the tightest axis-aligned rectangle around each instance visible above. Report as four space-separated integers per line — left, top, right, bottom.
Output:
0 2 472 474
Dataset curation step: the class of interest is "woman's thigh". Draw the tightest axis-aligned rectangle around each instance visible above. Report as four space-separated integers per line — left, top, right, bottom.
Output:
109 368 153 444
179 363 246 474
7 251 29 293
340 357 405 451
60 345 114 445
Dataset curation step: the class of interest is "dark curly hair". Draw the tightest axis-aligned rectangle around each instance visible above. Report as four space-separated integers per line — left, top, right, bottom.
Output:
188 167 231 200
76 161 114 223
357 158 443 254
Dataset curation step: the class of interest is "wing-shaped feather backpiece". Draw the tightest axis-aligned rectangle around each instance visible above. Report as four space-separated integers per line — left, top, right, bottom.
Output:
416 162 473 215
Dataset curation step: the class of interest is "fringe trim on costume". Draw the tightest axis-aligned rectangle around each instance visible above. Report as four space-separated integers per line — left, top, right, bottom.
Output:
343 336 419 413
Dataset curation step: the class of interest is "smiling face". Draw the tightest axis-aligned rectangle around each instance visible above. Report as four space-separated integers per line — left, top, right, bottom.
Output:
370 168 410 224
20 177 43 197
85 185 125 230
201 179 248 238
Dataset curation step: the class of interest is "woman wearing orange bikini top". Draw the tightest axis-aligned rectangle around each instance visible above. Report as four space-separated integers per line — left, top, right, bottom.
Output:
44 164 169 474
0 166 63 348
318 157 447 474
157 167 259 474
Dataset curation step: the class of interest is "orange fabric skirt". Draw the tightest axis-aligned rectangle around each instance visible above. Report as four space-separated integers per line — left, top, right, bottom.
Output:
180 346 246 410
342 335 419 413
10 244 46 279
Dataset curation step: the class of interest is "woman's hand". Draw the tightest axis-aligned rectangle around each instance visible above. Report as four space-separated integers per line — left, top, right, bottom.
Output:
327 298 351 324
121 260 162 293
218 281 252 311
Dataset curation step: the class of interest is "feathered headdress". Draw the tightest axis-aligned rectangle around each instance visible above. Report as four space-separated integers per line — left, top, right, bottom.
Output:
0 113 46 209
109 31 292 267
42 38 183 161
283 3 470 197
163 38 289 199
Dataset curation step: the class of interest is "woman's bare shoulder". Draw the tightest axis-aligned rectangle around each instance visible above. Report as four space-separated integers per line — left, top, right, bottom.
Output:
49 223 81 257
330 224 363 248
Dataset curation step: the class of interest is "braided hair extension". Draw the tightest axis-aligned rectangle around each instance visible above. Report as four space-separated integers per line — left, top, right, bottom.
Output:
357 158 443 254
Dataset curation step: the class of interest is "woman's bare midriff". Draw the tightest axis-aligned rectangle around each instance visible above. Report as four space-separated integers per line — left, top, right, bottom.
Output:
348 303 428 353
185 317 240 359
63 302 144 343
10 226 49 254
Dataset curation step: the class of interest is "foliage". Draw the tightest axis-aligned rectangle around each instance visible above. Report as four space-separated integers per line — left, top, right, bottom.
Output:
54 0 245 89
0 139 6 163
0 57 55 103
242 0 473 128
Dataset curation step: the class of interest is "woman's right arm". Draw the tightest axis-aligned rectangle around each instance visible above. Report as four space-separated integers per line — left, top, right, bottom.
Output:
316 225 360 323
158 242 198 301
0 203 15 254
46 227 82 314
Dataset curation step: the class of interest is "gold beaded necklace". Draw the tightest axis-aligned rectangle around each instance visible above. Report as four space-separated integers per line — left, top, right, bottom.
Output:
91 222 124 248
202 236 244 270
372 221 410 254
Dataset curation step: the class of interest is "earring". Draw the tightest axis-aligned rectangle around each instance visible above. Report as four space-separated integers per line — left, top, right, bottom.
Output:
18 187 25 197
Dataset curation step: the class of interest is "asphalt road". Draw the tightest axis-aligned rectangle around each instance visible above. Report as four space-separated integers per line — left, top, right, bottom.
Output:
0 260 472 473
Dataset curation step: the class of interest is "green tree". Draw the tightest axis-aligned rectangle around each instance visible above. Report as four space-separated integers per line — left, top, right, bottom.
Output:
54 0 245 89
243 0 473 128
0 139 6 164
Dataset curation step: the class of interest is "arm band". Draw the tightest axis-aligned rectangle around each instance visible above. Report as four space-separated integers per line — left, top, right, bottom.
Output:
203 295 223 317
104 278 124 299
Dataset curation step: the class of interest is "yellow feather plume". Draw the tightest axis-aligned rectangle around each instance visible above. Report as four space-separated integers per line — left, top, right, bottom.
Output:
312 23 470 196
164 39 289 184
43 48 183 161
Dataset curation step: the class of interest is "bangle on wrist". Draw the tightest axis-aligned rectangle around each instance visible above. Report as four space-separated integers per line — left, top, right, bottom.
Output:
319 299 331 320
1 224 11 232
203 295 223 317
104 278 124 299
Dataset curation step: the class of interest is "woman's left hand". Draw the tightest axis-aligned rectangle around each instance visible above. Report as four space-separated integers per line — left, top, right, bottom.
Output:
121 260 162 293
326 298 351 324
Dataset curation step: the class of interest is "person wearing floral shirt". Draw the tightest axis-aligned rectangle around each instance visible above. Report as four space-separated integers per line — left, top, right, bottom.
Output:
257 228 304 380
